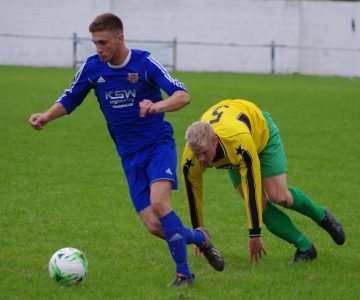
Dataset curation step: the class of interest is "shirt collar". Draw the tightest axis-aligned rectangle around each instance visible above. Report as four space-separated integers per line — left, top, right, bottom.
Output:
212 137 227 162
107 49 132 68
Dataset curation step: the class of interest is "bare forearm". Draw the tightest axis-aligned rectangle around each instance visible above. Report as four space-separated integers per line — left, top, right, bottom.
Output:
139 91 190 117
160 91 190 112
43 102 68 121
29 102 67 130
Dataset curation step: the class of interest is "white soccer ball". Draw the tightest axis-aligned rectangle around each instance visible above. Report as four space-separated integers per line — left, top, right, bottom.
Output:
48 247 88 285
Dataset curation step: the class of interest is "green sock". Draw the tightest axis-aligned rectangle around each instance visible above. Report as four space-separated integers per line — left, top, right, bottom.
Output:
288 187 325 223
263 200 312 252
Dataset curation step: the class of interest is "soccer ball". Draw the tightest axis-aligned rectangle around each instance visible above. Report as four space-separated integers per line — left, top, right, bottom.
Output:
48 247 88 285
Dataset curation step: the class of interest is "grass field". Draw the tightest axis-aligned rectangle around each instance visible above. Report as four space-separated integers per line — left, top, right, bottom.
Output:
0 66 359 299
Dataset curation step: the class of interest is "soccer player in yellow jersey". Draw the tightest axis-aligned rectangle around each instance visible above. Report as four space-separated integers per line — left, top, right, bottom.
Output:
181 99 345 263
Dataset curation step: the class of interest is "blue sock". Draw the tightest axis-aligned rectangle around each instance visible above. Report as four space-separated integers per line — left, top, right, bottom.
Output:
159 211 193 279
183 227 206 246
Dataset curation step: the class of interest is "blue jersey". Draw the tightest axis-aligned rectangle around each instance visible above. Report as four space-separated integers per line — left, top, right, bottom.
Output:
57 49 188 155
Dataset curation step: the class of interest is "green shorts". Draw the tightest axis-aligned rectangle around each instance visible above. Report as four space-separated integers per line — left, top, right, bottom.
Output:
228 111 287 187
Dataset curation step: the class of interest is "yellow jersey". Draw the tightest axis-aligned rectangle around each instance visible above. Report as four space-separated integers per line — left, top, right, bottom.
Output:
181 99 269 237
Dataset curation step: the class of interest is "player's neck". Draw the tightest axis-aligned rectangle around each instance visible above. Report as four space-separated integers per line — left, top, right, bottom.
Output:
109 46 129 66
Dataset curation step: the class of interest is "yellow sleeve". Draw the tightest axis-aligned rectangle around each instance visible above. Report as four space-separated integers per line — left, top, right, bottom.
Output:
181 145 206 228
237 133 263 237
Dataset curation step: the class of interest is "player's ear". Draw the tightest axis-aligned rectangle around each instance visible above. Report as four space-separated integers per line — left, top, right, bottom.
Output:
112 30 124 43
212 134 218 147
117 33 124 44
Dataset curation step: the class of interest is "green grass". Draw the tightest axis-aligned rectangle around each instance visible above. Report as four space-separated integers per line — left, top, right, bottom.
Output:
0 66 359 299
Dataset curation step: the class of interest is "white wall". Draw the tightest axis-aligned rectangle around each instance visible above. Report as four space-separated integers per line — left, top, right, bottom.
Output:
1 0 359 76
0 0 109 67
116 0 300 74
298 1 360 76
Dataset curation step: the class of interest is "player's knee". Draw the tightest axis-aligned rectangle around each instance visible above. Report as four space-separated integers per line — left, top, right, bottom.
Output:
143 219 163 238
150 199 163 215
150 199 171 218
270 198 287 207
267 190 292 207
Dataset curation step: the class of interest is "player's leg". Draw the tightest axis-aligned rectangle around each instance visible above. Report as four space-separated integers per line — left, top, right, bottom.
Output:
136 191 205 245
260 134 320 264
262 111 345 245
262 176 315 257
121 145 193 285
263 174 324 220
288 185 345 245
148 137 196 284
150 139 224 280
138 206 164 238
121 151 165 237
138 205 209 245
229 168 315 261
150 180 224 280
262 199 313 250
150 179 194 282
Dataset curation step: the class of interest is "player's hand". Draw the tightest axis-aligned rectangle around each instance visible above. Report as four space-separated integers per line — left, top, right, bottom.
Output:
139 99 158 117
194 245 204 257
28 113 49 130
249 236 267 264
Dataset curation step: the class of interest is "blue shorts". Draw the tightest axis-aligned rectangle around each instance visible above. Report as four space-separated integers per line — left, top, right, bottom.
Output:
121 137 178 213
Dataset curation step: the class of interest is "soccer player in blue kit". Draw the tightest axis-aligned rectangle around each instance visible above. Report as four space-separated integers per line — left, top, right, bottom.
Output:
28 13 224 286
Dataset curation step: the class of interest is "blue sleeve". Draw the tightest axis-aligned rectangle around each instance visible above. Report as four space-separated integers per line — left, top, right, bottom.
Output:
145 55 188 96
56 62 94 114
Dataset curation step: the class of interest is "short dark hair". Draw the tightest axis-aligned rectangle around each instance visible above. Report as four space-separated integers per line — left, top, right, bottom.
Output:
89 13 123 33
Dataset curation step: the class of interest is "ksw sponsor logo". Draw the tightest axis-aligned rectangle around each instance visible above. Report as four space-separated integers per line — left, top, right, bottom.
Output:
105 89 136 109
105 89 136 100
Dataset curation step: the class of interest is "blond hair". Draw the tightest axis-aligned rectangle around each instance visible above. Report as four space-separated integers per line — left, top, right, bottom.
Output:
185 121 214 151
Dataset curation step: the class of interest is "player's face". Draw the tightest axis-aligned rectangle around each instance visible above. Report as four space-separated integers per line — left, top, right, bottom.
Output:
191 136 218 166
92 30 124 64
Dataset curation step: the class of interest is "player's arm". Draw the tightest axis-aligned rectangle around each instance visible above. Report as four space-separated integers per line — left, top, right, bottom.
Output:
29 62 93 130
181 146 206 229
150 89 190 113
29 102 67 130
237 133 266 263
139 55 190 117
139 90 190 117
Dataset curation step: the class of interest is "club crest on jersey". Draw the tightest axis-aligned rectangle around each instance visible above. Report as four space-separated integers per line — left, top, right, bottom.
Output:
127 73 139 83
